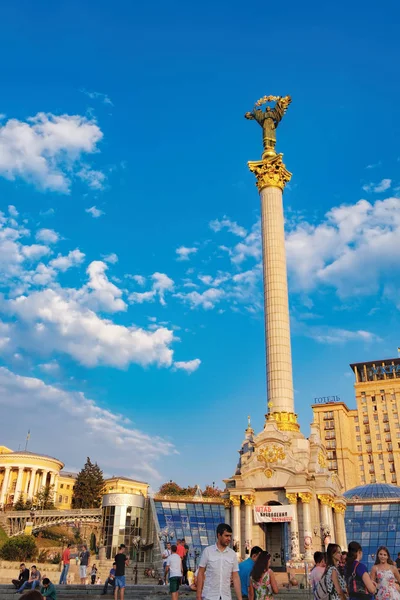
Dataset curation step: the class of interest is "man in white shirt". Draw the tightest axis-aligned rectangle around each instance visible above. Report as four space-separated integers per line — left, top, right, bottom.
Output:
196 523 242 600
163 542 172 584
166 545 183 600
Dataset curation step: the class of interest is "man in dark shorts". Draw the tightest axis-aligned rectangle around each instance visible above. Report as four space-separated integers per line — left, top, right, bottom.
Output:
166 544 183 600
114 544 129 600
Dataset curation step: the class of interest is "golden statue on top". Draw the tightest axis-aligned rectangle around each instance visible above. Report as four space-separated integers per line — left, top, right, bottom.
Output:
245 95 291 159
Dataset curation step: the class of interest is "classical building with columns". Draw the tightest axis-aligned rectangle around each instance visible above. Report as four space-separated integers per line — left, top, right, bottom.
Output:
223 97 347 568
0 446 64 508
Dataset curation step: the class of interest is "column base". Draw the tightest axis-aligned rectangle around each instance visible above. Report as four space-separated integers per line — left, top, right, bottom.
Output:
265 411 300 432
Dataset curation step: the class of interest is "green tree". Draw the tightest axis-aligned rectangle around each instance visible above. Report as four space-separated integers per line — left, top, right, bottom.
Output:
14 493 26 511
34 484 55 509
72 457 105 508
0 535 37 561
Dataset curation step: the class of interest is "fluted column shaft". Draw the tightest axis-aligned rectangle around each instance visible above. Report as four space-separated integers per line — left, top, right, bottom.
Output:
286 494 299 559
14 468 25 502
0 467 11 506
27 469 38 499
231 500 241 557
299 493 313 560
41 470 49 489
224 503 231 526
334 507 347 550
260 185 294 414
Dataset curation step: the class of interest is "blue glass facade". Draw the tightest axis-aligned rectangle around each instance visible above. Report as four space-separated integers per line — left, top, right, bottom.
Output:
154 500 225 568
344 484 400 567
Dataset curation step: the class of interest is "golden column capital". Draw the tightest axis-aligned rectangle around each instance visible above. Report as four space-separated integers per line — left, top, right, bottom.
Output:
230 496 241 507
334 503 346 515
242 495 255 506
248 154 292 192
223 499 231 508
318 494 334 507
298 492 313 504
266 410 300 432
286 493 298 505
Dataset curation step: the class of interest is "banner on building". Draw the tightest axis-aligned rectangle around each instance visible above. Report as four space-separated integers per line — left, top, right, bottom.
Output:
254 505 294 523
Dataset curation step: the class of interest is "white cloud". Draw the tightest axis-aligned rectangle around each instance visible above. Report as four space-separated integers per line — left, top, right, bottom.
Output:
21 244 51 260
285 197 400 298
79 260 126 313
8 205 18 217
36 228 59 244
0 367 175 482
103 253 118 264
38 360 59 372
77 165 106 190
81 89 114 106
307 327 380 344
209 216 247 238
129 290 156 304
174 359 201 373
362 178 391 193
198 273 230 287
49 249 85 272
151 272 174 306
175 287 225 310
176 246 198 261
0 112 103 192
85 206 105 218
126 274 146 285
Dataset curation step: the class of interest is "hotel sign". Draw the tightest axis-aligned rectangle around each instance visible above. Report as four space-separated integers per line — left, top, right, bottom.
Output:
314 396 340 404
370 365 400 376
254 505 294 523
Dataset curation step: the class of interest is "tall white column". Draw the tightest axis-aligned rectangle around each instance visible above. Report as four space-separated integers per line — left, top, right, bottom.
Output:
49 472 56 487
0 467 11 506
243 496 255 554
224 500 231 526
14 468 25 502
328 507 335 543
259 181 294 416
231 497 241 557
299 493 313 560
41 470 49 489
318 496 333 549
23 469 30 496
27 469 38 499
286 493 300 559
334 504 347 550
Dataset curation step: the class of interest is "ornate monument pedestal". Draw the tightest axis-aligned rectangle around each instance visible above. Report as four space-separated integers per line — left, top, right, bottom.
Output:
223 96 346 566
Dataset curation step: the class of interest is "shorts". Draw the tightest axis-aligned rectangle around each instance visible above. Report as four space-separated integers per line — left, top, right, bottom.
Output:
169 576 180 593
115 576 126 589
79 565 87 578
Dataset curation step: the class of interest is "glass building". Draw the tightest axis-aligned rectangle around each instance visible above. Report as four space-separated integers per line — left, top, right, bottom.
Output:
344 483 400 567
154 499 225 569
102 492 145 559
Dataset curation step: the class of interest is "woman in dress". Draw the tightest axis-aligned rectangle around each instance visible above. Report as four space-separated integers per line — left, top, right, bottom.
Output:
371 546 400 600
345 541 376 600
324 544 347 600
90 564 98 585
248 551 278 600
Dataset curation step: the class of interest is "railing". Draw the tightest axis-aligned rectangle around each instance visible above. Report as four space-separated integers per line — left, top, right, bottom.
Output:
153 495 223 504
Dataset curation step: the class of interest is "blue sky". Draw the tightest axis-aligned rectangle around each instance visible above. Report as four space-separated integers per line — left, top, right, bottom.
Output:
0 0 400 488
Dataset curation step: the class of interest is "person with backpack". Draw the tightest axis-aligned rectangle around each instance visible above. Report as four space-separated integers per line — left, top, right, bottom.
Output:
316 544 347 600
344 541 376 600
309 552 326 600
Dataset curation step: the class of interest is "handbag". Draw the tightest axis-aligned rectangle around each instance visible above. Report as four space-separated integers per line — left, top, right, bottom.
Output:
347 561 370 597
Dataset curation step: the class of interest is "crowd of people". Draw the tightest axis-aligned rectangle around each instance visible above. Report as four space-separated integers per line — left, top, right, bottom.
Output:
11 564 56 599
310 542 400 600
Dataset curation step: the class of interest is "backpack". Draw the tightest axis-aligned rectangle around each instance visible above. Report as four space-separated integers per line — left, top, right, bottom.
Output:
347 561 369 597
314 573 330 600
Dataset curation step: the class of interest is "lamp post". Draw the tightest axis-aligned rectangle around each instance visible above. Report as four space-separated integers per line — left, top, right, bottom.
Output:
194 548 200 570
132 535 146 585
158 527 174 545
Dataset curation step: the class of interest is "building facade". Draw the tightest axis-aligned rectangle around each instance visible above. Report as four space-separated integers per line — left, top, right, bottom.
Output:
0 446 149 511
312 357 400 490
344 483 400 567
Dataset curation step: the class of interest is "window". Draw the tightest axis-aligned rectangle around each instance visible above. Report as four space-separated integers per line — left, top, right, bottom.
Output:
67 485 70 490
375 426 380 432
380 463 385 470
389 453 394 462
366 436 371 443
360 465 364 471
355 416 359 423
355 426 360 432
388 443 393 451
358 455 363 461
386 435 392 443
373 412 378 418
357 436 361 442
390 464 396 473
367 444 372 452
363 417 369 424
361 476 366 483
60 484 64 489
358 445 362 451
377 444 382 450
64 496 68 503
372 396 376 402
58 495 62 503
371 476 376 483
368 455 374 464
392 474 397 483
362 406 368 413
377 434 381 441
379 453 383 460
383 415 389 423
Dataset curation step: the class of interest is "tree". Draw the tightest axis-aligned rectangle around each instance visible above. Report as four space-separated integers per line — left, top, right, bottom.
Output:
0 535 37 561
157 482 183 496
14 493 26 511
202 485 222 498
34 484 55 510
72 457 105 508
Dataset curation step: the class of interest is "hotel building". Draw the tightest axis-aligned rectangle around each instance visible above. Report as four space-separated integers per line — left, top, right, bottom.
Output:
312 357 400 491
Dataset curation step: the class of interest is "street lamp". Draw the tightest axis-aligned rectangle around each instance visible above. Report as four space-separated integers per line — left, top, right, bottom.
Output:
193 549 200 570
132 535 146 585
